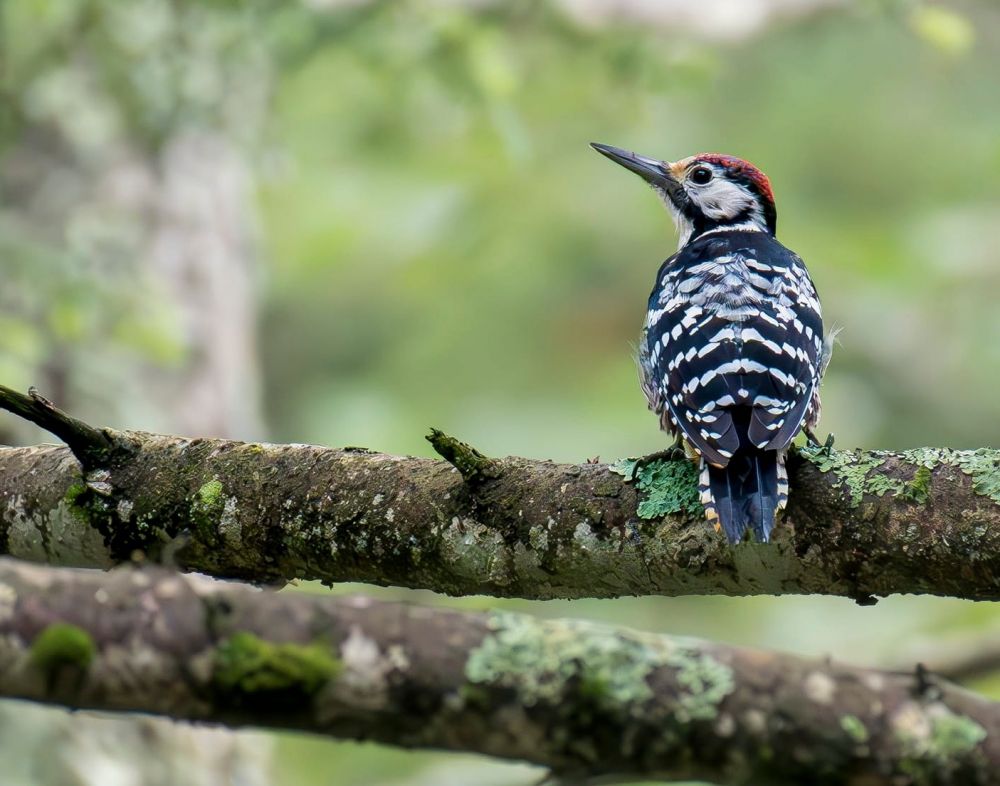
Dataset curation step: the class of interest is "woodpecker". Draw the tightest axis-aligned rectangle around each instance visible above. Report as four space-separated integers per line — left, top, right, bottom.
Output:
592 143 831 543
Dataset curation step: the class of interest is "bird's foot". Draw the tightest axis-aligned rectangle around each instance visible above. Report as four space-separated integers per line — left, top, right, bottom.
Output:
630 439 686 481
804 428 835 455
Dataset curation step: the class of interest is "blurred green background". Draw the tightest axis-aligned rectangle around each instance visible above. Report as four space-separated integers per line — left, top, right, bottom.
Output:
2 0 1000 784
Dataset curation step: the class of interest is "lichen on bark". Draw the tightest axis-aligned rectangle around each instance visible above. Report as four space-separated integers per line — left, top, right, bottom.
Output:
609 457 702 519
465 611 734 726
894 702 989 785
799 445 1000 509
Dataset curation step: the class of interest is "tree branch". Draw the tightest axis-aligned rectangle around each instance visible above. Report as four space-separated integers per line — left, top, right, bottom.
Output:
3 390 1000 601
426 427 501 485
894 629 1000 685
0 557 996 786
0 385 121 468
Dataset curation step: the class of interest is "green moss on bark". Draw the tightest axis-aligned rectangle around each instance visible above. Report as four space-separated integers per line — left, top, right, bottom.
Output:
191 479 225 540
840 714 868 744
30 623 95 674
213 632 341 708
195 479 224 514
901 465 933 504
63 482 88 509
426 429 499 482
64 482 100 526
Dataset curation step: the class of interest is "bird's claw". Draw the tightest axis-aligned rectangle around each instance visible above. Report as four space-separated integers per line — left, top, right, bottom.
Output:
629 441 685 481
804 428 835 455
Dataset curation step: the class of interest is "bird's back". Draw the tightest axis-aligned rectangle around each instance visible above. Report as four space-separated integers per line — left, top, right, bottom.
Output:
639 229 823 541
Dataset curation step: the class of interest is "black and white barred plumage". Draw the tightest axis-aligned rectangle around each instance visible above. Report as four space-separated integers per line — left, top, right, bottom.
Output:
593 144 831 543
639 230 824 541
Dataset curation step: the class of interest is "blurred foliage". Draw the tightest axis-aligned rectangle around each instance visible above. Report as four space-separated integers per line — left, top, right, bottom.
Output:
0 0 270 423
3 0 1000 784
255 0 1000 462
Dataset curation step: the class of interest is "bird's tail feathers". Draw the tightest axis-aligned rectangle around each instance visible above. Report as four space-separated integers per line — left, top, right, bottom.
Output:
700 450 785 544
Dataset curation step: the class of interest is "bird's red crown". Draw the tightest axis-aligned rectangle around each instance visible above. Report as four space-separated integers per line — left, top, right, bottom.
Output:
693 153 775 206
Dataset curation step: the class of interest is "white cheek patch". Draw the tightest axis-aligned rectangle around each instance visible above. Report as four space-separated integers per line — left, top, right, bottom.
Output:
693 181 757 222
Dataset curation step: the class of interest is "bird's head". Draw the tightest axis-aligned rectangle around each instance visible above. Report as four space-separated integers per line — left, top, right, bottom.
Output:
591 143 776 247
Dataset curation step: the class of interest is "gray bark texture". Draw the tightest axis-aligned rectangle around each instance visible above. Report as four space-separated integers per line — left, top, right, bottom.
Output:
0 557 996 786
3 385 1000 603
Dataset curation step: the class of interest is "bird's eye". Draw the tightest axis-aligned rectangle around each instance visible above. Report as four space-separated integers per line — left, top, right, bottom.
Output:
690 167 713 185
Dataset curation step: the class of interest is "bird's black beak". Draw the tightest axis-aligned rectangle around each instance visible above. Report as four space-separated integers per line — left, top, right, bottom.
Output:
590 142 685 204
591 143 676 187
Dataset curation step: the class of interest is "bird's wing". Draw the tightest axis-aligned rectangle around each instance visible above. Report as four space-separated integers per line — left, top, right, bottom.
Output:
746 249 824 451
642 236 823 465
643 256 742 466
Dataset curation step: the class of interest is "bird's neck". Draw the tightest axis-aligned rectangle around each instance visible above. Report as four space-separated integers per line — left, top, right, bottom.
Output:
674 217 770 251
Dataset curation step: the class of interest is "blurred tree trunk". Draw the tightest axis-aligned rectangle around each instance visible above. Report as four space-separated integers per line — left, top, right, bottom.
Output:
0 146 274 784
0 2 271 782
121 129 265 439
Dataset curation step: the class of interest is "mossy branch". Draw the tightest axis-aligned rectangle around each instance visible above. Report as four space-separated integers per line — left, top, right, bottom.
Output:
3 392 1000 601
0 385 120 468
0 557 997 785
426 427 501 484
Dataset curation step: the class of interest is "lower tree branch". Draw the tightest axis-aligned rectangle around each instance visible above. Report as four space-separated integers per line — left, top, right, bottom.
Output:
3 387 1000 601
0 557 996 785
895 629 1000 685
